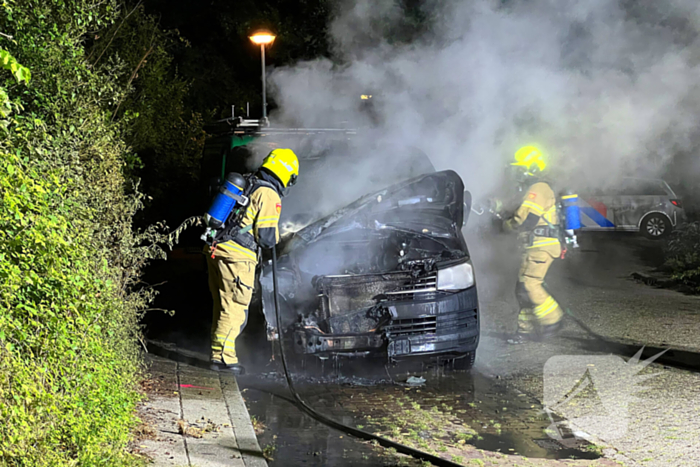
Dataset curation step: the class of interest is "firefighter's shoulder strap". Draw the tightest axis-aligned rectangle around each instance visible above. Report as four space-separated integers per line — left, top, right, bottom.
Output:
245 173 277 194
529 181 561 239
214 174 276 246
239 174 278 231
532 182 568 254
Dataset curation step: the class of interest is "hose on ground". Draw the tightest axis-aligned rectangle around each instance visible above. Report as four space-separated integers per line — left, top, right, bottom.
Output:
270 247 462 467
563 308 604 338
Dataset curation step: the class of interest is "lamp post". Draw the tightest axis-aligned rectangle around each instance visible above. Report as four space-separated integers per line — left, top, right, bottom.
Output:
249 31 276 120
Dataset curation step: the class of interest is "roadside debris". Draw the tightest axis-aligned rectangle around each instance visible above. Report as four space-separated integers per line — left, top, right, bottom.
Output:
405 376 426 386
176 417 221 438
250 415 266 435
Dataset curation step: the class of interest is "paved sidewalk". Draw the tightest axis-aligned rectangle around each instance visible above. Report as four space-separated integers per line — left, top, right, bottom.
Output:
138 353 267 467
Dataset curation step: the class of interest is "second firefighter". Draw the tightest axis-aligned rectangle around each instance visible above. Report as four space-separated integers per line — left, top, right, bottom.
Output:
503 146 564 344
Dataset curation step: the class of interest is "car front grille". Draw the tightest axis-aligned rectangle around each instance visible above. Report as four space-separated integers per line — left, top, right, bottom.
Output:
382 273 438 300
385 310 478 337
436 310 478 331
317 272 442 316
384 316 438 337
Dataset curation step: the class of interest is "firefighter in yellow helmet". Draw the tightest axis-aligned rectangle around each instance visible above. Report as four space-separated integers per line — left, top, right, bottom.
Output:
503 146 564 344
205 148 299 374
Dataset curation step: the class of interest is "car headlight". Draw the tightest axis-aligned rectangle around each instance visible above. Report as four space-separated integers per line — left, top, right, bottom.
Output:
437 262 474 291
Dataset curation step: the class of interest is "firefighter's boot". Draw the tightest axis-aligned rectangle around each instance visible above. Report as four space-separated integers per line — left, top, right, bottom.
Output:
210 359 246 375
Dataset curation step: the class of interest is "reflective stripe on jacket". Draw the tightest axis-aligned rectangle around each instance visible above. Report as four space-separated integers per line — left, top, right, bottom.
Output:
507 181 562 257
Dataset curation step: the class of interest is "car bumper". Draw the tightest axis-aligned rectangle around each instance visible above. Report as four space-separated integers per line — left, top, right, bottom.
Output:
294 286 479 359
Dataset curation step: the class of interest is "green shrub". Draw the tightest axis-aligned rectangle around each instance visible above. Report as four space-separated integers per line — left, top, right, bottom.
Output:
0 149 147 465
664 221 700 291
0 0 169 464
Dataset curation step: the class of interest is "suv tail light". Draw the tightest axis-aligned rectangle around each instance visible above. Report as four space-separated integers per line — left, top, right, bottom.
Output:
670 199 682 207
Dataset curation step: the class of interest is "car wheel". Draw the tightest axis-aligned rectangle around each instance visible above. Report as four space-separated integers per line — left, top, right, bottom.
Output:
641 213 672 239
452 351 476 371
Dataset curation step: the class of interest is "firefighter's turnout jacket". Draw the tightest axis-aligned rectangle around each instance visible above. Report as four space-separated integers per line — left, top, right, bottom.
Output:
204 174 282 364
505 181 564 336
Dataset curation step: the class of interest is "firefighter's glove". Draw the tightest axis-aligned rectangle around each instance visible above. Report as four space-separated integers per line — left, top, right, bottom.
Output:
487 198 504 218
491 199 503 214
502 217 518 233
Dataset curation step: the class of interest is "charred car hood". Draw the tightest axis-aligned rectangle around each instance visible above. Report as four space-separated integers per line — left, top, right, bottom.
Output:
289 170 465 248
260 170 477 355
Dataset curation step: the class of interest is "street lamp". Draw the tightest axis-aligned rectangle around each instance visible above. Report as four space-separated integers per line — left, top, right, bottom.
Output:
249 30 276 120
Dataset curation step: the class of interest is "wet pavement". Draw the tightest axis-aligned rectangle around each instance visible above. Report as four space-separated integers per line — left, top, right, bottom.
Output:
143 231 700 466
239 363 603 466
240 388 419 466
472 231 700 467
145 340 610 466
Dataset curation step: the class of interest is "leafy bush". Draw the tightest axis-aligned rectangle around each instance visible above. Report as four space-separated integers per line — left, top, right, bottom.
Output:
0 0 173 464
664 221 700 291
0 149 148 465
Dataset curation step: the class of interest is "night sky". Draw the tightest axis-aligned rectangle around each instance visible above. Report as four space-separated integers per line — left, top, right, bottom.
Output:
143 0 332 119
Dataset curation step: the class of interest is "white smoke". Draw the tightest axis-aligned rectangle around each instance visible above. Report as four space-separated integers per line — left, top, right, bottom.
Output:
265 0 700 340
269 0 700 202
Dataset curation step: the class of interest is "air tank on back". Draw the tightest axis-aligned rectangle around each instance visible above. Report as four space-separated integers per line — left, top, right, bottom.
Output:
561 192 581 230
206 173 247 229
561 191 580 249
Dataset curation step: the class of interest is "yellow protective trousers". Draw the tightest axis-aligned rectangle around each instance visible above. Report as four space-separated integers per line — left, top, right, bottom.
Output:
516 248 563 335
206 254 256 364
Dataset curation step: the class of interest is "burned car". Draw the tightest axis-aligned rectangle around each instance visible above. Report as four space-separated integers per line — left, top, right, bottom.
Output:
260 170 479 369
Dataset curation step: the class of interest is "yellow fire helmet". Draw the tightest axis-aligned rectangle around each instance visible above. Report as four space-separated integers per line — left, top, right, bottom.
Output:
261 148 300 188
511 146 547 176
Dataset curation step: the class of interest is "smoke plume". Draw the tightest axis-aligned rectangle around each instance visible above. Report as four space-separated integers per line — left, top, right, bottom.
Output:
264 0 700 343
269 0 700 202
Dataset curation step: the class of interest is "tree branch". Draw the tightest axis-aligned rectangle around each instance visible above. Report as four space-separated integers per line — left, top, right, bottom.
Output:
88 1 142 66
111 44 154 121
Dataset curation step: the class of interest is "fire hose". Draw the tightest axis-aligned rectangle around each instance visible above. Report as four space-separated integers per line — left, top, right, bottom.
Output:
562 305 697 373
270 247 463 467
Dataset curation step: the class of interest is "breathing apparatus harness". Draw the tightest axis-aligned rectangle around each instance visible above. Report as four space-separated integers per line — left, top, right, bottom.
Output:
530 215 570 258
201 172 279 255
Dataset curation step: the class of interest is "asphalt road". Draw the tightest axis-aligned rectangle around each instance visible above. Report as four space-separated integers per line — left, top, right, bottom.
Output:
144 230 700 466
470 230 700 467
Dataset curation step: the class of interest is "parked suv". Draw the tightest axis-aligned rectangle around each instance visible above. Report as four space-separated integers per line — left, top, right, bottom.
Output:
579 178 686 239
